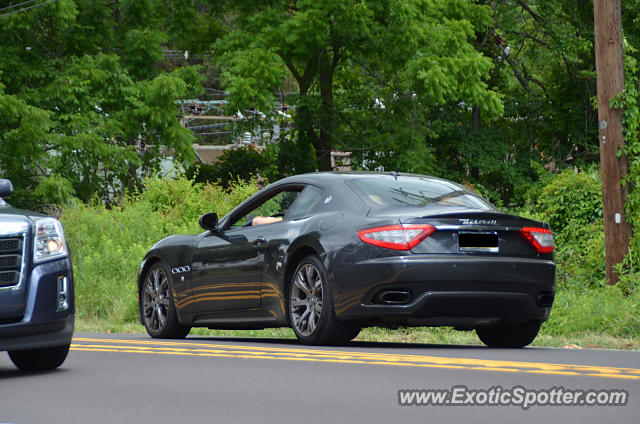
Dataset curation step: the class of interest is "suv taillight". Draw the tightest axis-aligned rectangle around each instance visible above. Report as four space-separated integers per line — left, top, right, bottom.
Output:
357 224 435 250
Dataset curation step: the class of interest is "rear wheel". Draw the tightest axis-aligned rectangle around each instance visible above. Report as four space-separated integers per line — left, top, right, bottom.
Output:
9 344 70 371
476 320 541 348
141 262 191 339
288 255 360 345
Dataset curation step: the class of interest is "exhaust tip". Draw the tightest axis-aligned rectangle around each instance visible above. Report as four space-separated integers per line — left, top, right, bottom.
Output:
537 292 555 307
374 290 412 305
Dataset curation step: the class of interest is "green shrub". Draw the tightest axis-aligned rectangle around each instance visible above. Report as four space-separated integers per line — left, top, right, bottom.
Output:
543 286 640 337
618 178 640 294
185 163 218 185
618 269 640 295
618 248 640 295
185 141 316 189
188 145 270 189
534 168 603 233
61 175 258 324
519 168 606 289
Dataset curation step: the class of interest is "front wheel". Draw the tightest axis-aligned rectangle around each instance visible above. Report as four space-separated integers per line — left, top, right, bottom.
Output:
141 262 191 339
9 344 70 371
288 255 360 345
476 320 541 348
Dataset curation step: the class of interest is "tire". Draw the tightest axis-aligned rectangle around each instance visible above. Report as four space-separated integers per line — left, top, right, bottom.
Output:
288 255 360 345
476 320 541 348
9 344 70 371
141 262 191 339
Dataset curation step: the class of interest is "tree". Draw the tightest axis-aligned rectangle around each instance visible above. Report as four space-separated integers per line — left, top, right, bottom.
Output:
0 0 219 206
215 0 503 172
0 81 55 205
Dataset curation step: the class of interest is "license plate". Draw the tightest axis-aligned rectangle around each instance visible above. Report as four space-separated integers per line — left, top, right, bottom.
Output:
458 231 499 253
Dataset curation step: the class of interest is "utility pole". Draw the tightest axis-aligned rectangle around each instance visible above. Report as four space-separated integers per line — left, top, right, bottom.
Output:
593 0 632 285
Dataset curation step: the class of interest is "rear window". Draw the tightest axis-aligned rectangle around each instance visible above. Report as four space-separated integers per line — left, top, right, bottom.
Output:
347 175 494 210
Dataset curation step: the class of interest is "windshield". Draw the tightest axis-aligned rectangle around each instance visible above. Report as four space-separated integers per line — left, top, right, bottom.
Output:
347 175 495 210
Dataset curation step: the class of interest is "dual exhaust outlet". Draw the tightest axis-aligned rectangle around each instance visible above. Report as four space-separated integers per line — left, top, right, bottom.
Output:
373 289 555 307
373 290 412 305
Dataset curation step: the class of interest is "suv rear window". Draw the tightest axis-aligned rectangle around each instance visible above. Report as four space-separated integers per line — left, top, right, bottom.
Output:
347 175 494 210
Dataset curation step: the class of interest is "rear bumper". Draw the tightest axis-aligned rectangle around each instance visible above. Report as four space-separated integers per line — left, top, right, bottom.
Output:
330 255 555 327
0 258 75 351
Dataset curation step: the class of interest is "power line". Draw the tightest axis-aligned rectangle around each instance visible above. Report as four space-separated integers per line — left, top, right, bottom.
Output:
188 123 230 131
0 0 38 12
205 88 229 95
194 131 233 136
0 0 58 19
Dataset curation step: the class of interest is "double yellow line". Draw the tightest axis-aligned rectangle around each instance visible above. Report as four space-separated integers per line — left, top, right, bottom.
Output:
71 337 640 381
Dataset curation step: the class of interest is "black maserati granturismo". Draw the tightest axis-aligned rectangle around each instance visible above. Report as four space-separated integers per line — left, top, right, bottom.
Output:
138 172 555 347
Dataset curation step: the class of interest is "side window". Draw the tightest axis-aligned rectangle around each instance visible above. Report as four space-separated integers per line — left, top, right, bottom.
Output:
231 189 301 227
286 186 324 220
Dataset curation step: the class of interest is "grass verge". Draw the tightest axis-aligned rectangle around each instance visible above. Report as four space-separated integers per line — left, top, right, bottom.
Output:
75 320 639 351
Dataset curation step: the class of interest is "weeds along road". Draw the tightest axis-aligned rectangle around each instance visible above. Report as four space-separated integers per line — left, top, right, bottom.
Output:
1 332 638 424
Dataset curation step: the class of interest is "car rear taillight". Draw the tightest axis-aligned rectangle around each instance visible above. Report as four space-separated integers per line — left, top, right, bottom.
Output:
357 224 435 250
520 227 554 253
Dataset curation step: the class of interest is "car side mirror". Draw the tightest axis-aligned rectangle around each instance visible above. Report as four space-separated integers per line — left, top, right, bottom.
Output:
0 179 13 198
199 212 219 232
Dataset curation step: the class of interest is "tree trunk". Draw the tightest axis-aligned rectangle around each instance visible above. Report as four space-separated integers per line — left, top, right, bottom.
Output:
471 106 481 134
316 52 334 172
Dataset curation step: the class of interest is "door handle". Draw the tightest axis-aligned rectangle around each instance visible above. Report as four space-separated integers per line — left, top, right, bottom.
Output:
250 236 266 246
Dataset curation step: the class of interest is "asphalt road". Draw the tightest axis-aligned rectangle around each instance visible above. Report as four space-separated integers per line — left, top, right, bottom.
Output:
0 332 638 423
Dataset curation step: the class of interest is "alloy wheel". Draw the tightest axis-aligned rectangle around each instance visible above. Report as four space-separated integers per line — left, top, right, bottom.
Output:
290 263 324 336
142 266 171 332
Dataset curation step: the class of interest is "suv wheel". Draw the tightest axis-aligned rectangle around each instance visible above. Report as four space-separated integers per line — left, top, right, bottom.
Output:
9 344 70 371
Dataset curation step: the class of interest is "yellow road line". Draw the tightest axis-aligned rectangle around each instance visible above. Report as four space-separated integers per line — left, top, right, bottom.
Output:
73 337 639 373
70 337 640 381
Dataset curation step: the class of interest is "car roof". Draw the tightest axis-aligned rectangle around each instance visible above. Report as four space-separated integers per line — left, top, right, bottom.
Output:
219 171 494 229
273 171 450 187
269 172 467 212
271 171 494 213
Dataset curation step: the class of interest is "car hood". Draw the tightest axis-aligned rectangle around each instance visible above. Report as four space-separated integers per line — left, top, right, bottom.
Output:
0 205 46 220
0 206 48 236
